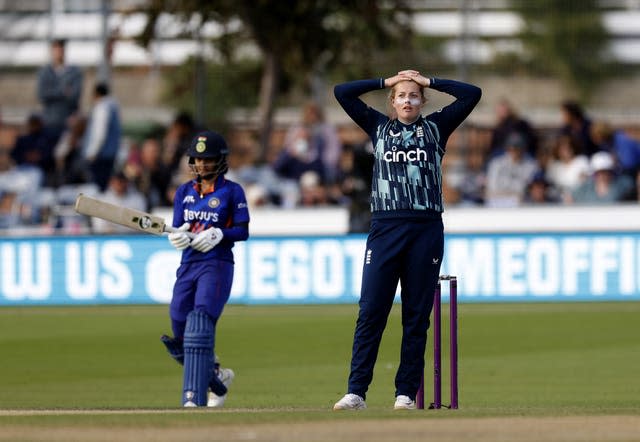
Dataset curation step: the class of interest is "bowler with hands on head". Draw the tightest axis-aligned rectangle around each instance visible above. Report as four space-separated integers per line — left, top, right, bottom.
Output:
333 69 481 410
162 130 250 408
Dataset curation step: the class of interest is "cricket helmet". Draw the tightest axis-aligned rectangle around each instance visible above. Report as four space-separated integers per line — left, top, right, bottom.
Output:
187 130 229 179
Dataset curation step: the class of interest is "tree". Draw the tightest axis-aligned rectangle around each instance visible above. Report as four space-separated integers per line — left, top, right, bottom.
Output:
136 0 412 161
510 0 610 101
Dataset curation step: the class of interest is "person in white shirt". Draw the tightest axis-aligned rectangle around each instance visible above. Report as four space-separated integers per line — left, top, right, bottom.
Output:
484 132 538 207
546 134 590 203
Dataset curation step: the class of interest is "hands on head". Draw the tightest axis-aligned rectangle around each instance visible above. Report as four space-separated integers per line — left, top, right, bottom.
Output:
384 70 430 88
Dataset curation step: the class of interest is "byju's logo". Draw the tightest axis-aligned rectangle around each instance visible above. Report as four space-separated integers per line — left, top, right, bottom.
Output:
383 146 428 163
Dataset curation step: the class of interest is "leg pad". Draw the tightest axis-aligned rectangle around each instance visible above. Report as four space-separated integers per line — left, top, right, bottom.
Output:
182 310 214 406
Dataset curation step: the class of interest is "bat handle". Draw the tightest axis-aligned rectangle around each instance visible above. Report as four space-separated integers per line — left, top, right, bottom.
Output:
164 225 196 239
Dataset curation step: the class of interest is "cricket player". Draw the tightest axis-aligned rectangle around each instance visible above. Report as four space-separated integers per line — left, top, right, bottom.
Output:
332 70 481 410
162 130 250 407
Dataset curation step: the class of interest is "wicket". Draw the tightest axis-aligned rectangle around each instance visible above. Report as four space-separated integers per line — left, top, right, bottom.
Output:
416 274 458 410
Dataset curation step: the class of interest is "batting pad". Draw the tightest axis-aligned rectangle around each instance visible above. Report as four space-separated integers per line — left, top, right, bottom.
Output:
182 310 214 406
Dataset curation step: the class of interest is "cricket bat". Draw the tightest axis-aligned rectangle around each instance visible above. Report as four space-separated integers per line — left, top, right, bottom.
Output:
74 193 191 236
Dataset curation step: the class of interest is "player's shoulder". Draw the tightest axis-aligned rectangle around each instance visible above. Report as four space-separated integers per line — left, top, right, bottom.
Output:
175 180 196 196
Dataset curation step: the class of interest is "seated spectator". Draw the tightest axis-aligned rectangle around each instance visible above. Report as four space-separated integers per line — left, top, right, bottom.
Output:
559 100 598 157
273 102 342 184
163 111 198 173
10 113 56 186
522 171 559 205
590 121 640 178
488 98 538 160
272 125 327 182
570 151 635 205
92 171 146 233
457 148 486 206
545 135 590 203
130 137 172 210
298 170 331 207
484 132 539 207
53 113 88 186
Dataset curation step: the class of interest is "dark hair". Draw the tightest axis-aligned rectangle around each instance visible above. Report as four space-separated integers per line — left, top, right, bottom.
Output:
174 111 194 128
95 83 109 96
561 100 585 121
52 38 66 48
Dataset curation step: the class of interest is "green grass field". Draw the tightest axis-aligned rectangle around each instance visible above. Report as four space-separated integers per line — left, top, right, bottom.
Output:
0 302 639 441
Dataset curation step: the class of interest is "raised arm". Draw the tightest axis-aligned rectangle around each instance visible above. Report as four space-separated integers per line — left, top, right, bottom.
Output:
333 79 387 136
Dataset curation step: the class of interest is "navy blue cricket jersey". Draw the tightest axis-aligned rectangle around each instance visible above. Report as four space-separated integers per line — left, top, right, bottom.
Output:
172 175 250 264
334 78 481 219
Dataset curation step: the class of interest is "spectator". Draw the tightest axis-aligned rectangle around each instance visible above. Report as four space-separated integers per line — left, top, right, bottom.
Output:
10 113 56 185
133 137 173 210
53 113 87 186
163 111 198 173
484 132 539 207
36 39 83 142
570 151 635 204
559 100 598 157
92 171 146 233
273 102 342 184
82 83 122 191
590 121 640 178
488 98 538 160
522 171 559 205
298 170 331 206
457 147 487 206
333 142 374 232
545 135 590 203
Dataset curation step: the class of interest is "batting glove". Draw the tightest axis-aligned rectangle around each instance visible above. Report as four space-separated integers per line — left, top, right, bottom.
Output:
191 227 223 253
168 222 191 250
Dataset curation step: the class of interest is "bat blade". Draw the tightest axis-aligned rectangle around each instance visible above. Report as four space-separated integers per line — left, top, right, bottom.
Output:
74 194 171 235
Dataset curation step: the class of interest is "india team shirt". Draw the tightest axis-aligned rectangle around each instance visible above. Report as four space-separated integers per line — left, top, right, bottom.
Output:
172 176 250 263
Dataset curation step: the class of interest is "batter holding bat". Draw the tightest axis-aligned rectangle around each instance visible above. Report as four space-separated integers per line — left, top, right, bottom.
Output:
332 70 480 410
161 130 250 408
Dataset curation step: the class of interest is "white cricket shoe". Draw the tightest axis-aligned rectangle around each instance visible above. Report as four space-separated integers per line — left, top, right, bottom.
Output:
393 395 416 410
333 393 366 410
183 401 197 408
208 367 235 408
217 367 235 388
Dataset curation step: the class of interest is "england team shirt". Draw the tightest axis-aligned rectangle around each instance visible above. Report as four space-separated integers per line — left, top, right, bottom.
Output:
334 78 481 220
172 176 250 263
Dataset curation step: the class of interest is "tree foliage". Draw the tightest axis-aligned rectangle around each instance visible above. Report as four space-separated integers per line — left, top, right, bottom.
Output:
136 0 412 159
510 0 610 101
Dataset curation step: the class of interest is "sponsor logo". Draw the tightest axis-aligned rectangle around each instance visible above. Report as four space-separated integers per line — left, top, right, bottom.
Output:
383 146 428 163
238 202 248 209
365 249 372 264
183 195 196 204
208 197 220 208
183 210 219 222
432 258 439 264
389 130 401 137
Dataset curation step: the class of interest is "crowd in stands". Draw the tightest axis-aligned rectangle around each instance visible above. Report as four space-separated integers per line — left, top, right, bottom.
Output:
457 98 640 208
2 39 640 234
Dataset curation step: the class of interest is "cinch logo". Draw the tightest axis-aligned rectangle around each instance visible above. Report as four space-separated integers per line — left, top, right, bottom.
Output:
383 146 428 163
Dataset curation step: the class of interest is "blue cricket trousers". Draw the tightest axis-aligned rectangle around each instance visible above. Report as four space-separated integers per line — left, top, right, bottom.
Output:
348 217 444 400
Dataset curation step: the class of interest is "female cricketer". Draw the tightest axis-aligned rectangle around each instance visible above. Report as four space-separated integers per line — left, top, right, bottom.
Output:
332 70 481 410
162 130 250 407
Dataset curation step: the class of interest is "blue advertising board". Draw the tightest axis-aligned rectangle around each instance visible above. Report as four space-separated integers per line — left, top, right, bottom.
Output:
1 232 639 305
